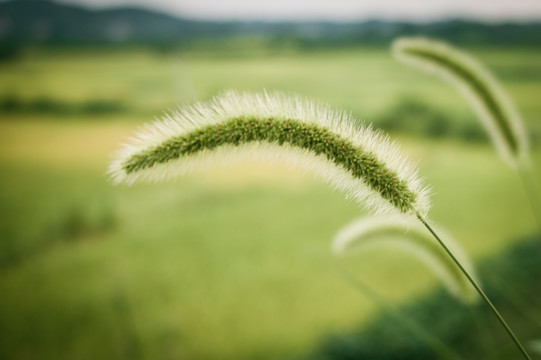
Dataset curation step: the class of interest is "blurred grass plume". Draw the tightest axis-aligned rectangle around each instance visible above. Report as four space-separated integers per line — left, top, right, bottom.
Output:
333 216 479 304
392 37 529 168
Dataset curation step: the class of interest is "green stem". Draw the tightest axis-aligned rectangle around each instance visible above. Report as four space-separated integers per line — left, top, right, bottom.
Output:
468 305 493 355
517 167 541 234
332 260 461 360
417 215 531 360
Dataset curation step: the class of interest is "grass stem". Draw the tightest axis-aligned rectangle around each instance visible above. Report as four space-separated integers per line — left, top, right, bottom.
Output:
481 269 541 331
417 215 531 360
332 260 460 360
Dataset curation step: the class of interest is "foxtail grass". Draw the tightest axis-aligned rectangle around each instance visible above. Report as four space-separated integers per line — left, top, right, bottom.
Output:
392 37 529 168
333 216 479 304
110 90 531 359
109 91 430 220
393 37 541 245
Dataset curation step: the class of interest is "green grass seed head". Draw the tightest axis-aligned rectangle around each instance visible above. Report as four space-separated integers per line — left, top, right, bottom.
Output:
392 37 529 168
109 91 430 219
333 216 480 304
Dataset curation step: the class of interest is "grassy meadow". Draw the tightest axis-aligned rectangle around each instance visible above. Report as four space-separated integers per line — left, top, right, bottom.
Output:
0 46 540 359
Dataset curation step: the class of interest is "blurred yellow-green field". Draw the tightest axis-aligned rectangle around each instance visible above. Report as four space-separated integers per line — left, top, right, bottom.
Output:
1 47 540 359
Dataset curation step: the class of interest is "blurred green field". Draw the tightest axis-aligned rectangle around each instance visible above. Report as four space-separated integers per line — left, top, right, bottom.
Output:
0 47 540 360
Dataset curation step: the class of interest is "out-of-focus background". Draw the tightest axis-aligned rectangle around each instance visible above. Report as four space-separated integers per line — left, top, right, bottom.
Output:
0 0 540 359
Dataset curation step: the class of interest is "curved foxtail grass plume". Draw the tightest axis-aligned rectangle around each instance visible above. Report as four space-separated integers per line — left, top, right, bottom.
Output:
392 37 529 168
109 91 430 220
110 91 531 359
332 216 479 304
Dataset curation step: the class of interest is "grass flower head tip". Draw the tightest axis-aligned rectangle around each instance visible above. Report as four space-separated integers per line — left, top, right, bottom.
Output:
109 91 430 219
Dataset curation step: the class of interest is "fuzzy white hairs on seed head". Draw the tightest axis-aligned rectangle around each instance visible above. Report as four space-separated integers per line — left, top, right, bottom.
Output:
109 91 430 221
333 216 479 304
392 37 529 168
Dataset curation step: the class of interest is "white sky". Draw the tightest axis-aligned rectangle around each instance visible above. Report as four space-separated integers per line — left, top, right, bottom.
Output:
56 0 541 22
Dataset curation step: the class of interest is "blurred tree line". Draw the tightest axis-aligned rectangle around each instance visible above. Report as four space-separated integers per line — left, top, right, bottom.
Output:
1 0 540 53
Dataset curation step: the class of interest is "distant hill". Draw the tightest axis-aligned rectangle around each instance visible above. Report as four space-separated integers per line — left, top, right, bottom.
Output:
1 0 540 47
0 0 240 45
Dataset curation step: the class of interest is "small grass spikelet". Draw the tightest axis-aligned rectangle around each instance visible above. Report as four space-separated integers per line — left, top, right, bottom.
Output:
392 37 529 167
333 216 479 304
109 91 430 219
